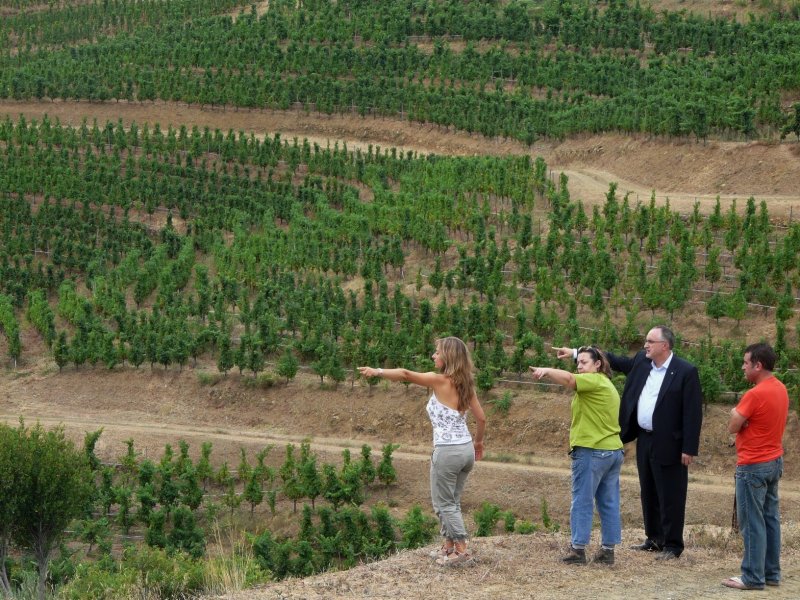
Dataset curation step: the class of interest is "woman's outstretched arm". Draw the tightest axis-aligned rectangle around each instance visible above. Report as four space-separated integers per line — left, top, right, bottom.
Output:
529 366 577 390
357 366 444 388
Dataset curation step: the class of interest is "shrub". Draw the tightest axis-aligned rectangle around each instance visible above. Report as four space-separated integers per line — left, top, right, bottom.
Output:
473 502 503 537
490 391 514 416
514 519 538 534
501 510 516 533
122 545 204 599
57 562 137 600
398 505 437 549
197 371 223 386
204 528 269 595
541 498 560 532
242 373 276 389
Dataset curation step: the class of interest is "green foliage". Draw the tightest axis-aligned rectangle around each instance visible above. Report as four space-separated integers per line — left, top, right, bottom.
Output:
242 372 277 389
489 391 514 416
540 497 560 532
0 421 94 598
501 510 517 533
398 505 437 550
377 443 399 487
197 371 223 386
358 444 377 487
168 506 206 558
473 501 503 537
276 347 300 384
514 519 538 535
0 294 22 365
0 110 797 397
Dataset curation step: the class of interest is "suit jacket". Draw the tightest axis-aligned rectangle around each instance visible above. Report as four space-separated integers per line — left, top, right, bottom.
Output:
608 350 703 465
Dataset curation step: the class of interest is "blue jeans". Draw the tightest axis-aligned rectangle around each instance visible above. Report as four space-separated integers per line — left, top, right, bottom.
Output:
736 456 783 588
570 447 624 548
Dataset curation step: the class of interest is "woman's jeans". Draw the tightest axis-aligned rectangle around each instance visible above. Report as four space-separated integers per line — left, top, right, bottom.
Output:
430 442 475 541
570 447 624 548
736 456 783 588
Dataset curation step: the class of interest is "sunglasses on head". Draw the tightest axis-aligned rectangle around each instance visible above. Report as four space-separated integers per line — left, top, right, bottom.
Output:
577 346 601 360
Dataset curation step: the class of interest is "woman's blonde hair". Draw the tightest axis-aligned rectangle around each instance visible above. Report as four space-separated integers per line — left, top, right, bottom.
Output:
436 336 475 412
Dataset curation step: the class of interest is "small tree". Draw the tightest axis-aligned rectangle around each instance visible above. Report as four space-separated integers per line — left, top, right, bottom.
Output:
280 444 303 513
377 443 399 488
0 424 23 595
726 290 748 325
359 444 377 487
398 505 437 549
321 464 344 510
195 441 213 491
53 331 70 371
276 347 299 383
705 292 726 324
168 507 205 558
11 422 94 599
299 455 322 509
243 472 264 516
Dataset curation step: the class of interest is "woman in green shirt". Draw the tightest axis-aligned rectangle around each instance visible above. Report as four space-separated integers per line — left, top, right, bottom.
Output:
531 346 624 566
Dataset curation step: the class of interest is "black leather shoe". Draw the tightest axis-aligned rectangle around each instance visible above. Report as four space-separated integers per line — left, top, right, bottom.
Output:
655 550 680 561
629 540 662 552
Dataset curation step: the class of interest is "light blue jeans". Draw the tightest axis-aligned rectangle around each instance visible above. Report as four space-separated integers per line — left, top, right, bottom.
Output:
570 447 624 548
736 456 783 588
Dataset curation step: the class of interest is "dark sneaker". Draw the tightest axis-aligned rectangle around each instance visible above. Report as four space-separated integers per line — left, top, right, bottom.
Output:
592 548 615 565
561 547 587 565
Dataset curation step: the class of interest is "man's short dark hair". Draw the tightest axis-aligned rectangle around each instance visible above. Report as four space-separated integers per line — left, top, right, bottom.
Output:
744 342 777 372
655 326 675 350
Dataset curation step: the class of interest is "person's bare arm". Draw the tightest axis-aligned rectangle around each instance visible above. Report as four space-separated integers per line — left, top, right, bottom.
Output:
552 346 575 360
728 407 748 434
529 366 577 390
469 395 486 460
357 367 444 388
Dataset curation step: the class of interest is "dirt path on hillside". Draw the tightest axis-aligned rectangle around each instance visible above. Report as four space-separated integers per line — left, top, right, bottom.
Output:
2 100 800 219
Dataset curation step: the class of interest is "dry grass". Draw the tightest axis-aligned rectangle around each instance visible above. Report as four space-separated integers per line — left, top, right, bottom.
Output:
206 526 800 600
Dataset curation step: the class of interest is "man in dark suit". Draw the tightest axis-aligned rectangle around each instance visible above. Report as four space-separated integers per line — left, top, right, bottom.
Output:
556 326 703 560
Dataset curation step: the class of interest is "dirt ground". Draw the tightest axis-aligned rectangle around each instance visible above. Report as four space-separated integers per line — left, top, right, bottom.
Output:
2 98 800 598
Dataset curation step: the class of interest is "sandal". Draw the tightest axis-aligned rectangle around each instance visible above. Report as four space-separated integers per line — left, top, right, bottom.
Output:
428 544 454 560
436 550 474 567
721 576 763 590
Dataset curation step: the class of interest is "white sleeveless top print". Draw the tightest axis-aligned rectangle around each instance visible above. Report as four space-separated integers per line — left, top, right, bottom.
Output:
426 394 472 446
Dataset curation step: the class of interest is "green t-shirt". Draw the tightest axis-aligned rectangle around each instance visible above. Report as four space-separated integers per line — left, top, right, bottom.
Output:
570 372 623 450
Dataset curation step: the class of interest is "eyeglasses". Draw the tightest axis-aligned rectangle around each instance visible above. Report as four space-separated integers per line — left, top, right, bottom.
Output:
644 339 666 345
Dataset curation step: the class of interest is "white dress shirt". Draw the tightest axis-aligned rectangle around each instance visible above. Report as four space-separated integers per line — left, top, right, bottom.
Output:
637 353 674 432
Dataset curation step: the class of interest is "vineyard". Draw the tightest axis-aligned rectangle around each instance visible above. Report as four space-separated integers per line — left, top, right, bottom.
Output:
1 114 799 397
1 0 800 141
1 0 800 598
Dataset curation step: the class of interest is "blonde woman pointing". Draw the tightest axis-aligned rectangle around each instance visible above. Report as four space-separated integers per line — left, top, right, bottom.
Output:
359 336 486 566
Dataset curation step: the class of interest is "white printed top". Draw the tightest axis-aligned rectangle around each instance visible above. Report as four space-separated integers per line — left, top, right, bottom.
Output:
426 394 472 447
